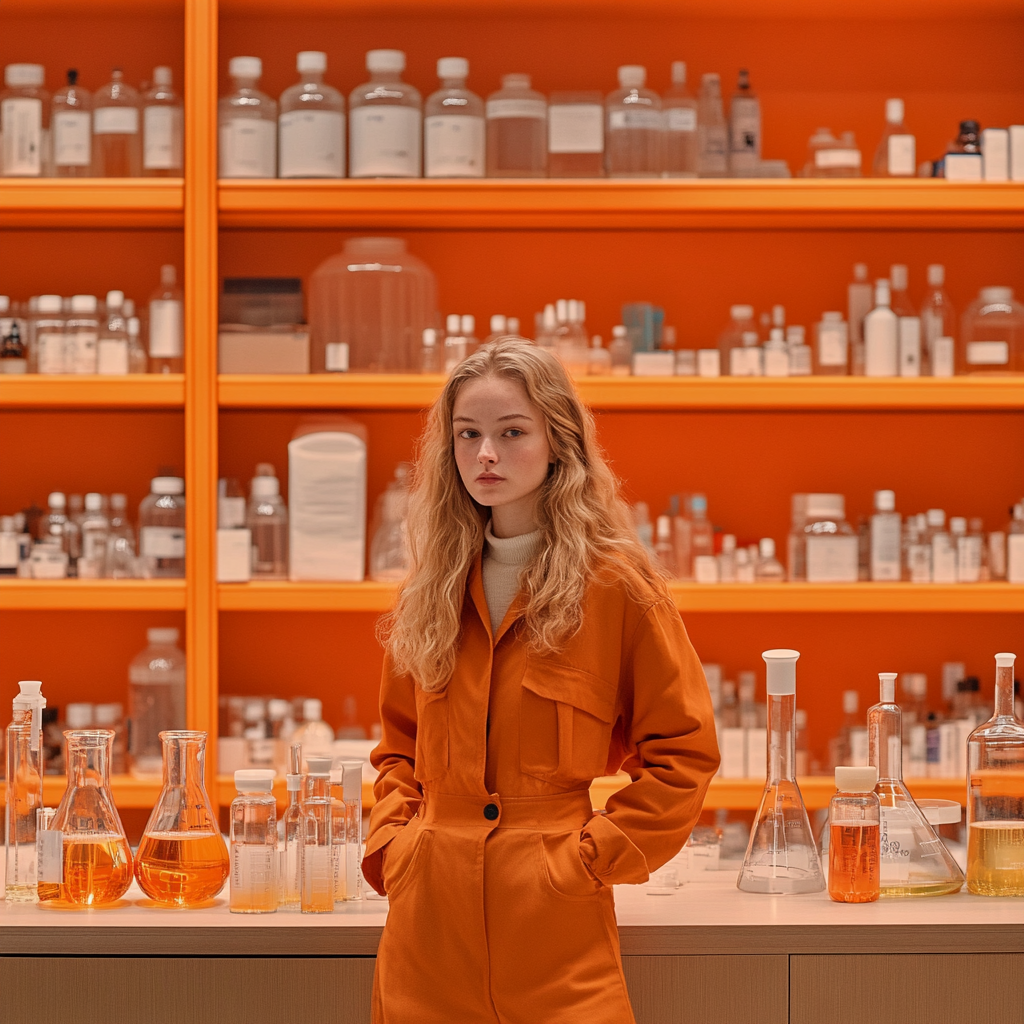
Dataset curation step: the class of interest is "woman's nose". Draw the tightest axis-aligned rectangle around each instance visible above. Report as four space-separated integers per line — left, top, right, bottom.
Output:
478 438 497 463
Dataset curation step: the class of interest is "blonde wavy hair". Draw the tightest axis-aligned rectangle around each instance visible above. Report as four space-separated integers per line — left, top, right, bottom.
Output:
380 337 668 691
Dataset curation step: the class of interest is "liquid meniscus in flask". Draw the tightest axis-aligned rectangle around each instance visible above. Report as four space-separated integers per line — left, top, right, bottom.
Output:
135 831 232 905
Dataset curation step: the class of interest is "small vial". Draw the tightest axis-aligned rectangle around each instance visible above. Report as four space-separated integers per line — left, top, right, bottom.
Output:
588 336 612 376
279 51 345 179
230 769 278 914
52 69 92 177
349 49 421 179
828 765 881 904
424 57 484 179
92 69 141 177
605 65 662 178
609 325 632 376
149 265 184 373
754 537 785 581
301 756 334 913
663 61 698 178
486 74 546 178
421 328 444 373
728 69 761 177
142 66 183 176
219 57 277 178
248 463 288 579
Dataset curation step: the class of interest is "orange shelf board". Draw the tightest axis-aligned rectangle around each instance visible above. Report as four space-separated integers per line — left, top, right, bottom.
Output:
0 776 162 811
0 579 187 611
218 580 398 612
0 179 184 228
218 179 1024 231
0 375 185 409
218 374 1024 412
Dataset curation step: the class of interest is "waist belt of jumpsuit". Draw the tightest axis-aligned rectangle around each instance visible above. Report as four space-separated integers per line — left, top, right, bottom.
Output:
418 790 594 829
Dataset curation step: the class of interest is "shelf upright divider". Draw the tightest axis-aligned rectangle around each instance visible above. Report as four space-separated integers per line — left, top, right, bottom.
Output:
184 0 220 792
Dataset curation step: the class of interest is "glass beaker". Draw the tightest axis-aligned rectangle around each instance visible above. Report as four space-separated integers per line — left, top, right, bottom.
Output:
738 650 825 894
869 672 964 897
134 731 229 906
967 653 1024 896
49 730 134 905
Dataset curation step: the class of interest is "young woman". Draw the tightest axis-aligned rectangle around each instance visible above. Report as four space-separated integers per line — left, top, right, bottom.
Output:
363 338 719 1024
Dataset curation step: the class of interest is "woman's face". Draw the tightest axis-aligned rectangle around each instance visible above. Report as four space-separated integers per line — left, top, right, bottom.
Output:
452 375 553 533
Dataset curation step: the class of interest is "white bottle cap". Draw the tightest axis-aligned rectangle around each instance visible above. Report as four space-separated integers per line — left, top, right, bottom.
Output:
874 489 895 512
147 627 180 644
0 516 13 532
153 66 173 87
235 768 276 791
927 264 945 287
106 289 125 310
84 492 103 511
842 689 859 714
15 680 44 701
612 324 627 338
822 311 843 323
71 294 98 313
762 649 799 695
874 279 891 305
996 653 1017 668
422 328 437 348
286 773 303 792
878 672 897 702
47 491 66 508
38 294 63 313
806 493 845 519
671 61 686 85
152 476 184 495
701 72 720 83
128 316 140 336
759 537 775 559
65 703 94 728
367 49 405 73
160 264 177 286
730 304 754 320
950 516 966 535
305 754 332 776
342 759 363 798
251 475 280 497
656 515 671 540
981 286 1013 304
854 263 868 281
303 697 323 721
889 264 908 292
267 698 290 720
490 314 507 334
446 313 460 334
885 98 904 124
297 51 327 74
437 56 468 80
617 65 646 89
835 765 878 792
502 73 531 89
543 304 557 330
556 298 568 323
5 64 45 87
0 296 8 313
507 317 519 334
111 493 127 510
926 508 945 528
721 534 736 553
229 56 262 80
461 314 475 335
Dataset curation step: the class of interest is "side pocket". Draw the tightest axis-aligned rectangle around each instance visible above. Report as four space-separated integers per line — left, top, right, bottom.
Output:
413 689 450 784
383 819 429 899
538 830 603 901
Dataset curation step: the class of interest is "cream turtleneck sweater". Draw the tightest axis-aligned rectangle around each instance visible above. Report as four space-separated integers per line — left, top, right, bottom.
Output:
482 521 542 634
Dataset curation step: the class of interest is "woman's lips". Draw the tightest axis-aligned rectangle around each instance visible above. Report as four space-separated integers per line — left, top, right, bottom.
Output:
476 474 505 484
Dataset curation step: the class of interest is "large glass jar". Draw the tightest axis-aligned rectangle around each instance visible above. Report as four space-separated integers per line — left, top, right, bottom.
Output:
958 287 1024 375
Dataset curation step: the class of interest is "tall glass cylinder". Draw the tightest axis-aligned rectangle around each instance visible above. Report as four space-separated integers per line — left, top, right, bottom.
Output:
301 756 334 913
738 650 824 894
967 653 1024 896
5 681 46 902
341 759 363 901
135 731 229 906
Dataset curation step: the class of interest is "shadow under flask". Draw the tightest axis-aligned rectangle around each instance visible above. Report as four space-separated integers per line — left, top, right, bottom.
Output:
967 653 1024 896
47 730 133 906
135 730 229 906
737 649 825 894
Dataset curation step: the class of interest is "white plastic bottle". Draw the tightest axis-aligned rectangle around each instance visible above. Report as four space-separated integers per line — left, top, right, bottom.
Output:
349 49 421 179
872 98 915 177
605 65 662 178
97 289 129 375
92 68 141 177
1 64 48 177
52 69 92 177
485 74 546 178
424 57 484 179
278 51 345 179
142 67 183 177
663 61 698 178
139 476 186 578
697 73 728 177
78 492 111 579
149 265 184 373
870 489 901 581
863 279 898 376
219 57 277 179
128 628 186 775
728 69 761 177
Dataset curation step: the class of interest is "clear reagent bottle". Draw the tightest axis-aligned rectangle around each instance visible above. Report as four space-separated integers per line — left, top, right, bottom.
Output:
230 769 278 914
279 50 345 179
424 57 484 179
219 56 277 178
349 49 421 179
828 765 881 903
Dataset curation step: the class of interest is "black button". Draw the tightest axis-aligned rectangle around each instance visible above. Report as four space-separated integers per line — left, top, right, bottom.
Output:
483 803 499 821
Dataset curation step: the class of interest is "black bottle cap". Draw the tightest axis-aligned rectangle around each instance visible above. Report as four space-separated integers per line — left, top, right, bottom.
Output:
67 69 78 85
960 120 980 133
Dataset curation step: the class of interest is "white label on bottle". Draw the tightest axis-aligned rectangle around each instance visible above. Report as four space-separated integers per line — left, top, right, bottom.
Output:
0 533 18 570
547 104 604 153
219 118 276 178
957 535 982 583
729 346 762 377
967 341 1009 365
806 535 858 582
38 829 63 883
931 534 957 583
1 97 43 175
609 109 663 131
93 106 139 135
485 98 546 120
1007 533 1024 584
30 546 69 578
143 105 182 170
97 338 129 375
944 152 983 181
349 106 420 178
53 110 92 167
424 114 485 177
730 110 760 156
763 347 789 377
149 299 183 358
898 316 921 377
279 109 345 178
36 332 67 374
870 513 901 581
665 107 697 133
814 147 861 169
71 330 98 374
325 342 349 372
864 313 898 376
696 349 720 377
141 526 185 558
932 336 955 377
887 133 916 175
818 323 848 367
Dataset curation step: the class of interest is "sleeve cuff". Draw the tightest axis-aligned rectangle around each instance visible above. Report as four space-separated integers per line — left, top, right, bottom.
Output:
578 812 650 886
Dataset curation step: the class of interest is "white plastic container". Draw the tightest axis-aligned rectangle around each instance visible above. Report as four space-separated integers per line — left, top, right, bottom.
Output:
279 51 345 179
349 49 421 179
424 57 484 179
219 56 277 178
2 63 48 177
142 66 183 175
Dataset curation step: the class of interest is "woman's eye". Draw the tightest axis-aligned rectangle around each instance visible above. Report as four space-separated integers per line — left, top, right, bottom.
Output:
504 428 523 438
457 429 479 439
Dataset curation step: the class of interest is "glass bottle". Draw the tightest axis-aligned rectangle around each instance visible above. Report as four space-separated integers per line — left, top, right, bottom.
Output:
608 324 632 376
291 699 334 765
219 56 277 179
67 294 100 375
92 69 141 177
339 759 364 901
95 289 128 375
696 73 728 178
52 69 92 177
1 63 48 177
278 50 345 180
662 61 698 178
728 69 761 177
814 311 849 375
958 286 1024 376
369 464 411 582
848 263 873 374
142 66 183 177
128 628 187 776
605 65 663 178
890 264 923 377
301 755 334 913
48 730 133 905
967 653 1024 896
135 731 229 906
248 462 288 579
920 264 955 377
754 537 785 581
717 304 756 375
5 680 46 902
78 492 110 579
0 317 27 374
869 672 964 896
485 74 546 178
279 771 304 910
828 765 881 903
37 491 74 577
737 650 825 894
230 769 278 913
348 49 421 179
424 57 484 179
689 494 714 568
31 294 67 375
149 265 184 374
104 493 136 578
547 90 604 177
126 315 148 374
138 475 186 577
872 98 915 177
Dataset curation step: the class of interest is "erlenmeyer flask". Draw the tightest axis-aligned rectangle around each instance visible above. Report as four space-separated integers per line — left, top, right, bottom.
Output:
869 672 963 897
48 730 134 905
967 653 1024 896
738 650 825 894
135 730 229 906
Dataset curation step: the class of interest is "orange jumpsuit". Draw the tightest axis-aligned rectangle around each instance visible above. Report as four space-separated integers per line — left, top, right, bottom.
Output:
363 555 720 1024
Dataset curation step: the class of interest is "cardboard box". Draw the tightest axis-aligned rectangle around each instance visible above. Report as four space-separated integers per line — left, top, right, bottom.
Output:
218 328 310 374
